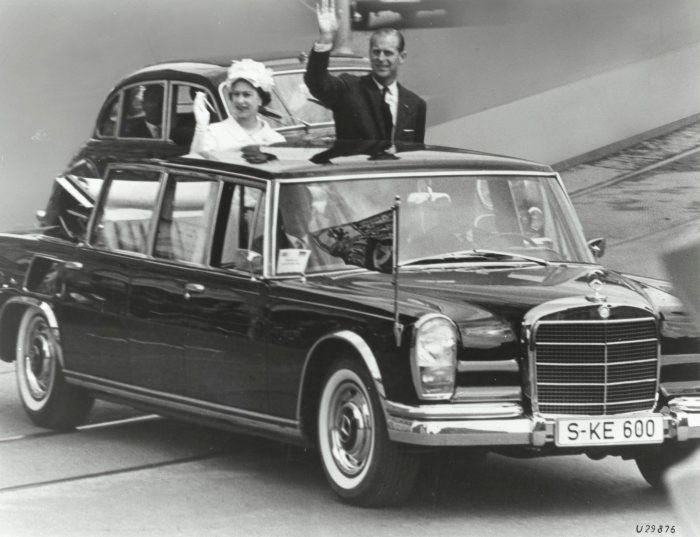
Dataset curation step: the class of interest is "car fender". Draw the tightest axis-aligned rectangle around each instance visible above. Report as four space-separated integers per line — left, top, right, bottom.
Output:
0 297 62 366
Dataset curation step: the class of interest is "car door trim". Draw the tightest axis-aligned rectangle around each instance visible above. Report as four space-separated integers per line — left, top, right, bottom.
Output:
63 370 304 443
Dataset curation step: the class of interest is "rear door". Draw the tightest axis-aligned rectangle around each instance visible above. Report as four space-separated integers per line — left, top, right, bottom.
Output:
60 167 163 384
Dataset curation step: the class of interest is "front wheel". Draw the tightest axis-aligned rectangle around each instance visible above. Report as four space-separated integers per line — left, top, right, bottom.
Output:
317 357 420 506
635 444 698 489
16 309 94 430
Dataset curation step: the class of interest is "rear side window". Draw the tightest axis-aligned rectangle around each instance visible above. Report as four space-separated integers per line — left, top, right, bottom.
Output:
119 83 165 139
169 84 220 147
91 169 162 254
96 94 120 138
212 183 266 271
154 174 220 264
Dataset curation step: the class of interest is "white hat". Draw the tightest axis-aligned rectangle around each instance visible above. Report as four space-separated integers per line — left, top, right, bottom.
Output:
227 59 275 93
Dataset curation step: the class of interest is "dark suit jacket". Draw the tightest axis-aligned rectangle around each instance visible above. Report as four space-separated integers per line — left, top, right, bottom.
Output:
304 48 426 143
121 117 158 139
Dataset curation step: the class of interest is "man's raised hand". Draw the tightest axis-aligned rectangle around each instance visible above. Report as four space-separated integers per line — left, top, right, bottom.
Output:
316 0 339 45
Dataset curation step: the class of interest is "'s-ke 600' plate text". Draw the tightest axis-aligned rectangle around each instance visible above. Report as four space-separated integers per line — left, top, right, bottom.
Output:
555 416 664 446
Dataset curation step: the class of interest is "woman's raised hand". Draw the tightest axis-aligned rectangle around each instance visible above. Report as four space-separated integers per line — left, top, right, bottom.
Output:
316 0 338 44
193 92 210 128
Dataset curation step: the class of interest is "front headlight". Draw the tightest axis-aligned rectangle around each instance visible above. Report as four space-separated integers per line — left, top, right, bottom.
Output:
411 314 458 400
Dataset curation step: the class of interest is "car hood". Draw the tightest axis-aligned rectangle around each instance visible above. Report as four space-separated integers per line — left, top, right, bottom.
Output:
302 263 654 325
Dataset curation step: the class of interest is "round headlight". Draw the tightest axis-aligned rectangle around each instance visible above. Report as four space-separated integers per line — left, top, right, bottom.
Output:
411 314 458 400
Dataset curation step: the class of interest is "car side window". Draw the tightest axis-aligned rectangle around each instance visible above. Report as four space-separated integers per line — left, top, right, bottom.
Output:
96 94 120 138
91 169 162 254
154 175 220 264
170 84 220 147
213 183 265 271
119 83 165 139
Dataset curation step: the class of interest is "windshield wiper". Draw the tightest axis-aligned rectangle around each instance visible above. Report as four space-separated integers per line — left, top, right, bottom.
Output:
402 249 549 267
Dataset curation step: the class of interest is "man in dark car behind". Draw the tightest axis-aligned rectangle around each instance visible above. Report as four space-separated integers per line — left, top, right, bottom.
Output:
121 84 164 139
305 0 426 144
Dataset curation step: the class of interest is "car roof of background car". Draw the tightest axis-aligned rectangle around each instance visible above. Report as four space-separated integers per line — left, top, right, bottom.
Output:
167 141 553 180
115 53 370 91
127 51 369 79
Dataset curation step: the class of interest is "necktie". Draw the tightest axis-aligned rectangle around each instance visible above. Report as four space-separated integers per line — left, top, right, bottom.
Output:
380 87 393 141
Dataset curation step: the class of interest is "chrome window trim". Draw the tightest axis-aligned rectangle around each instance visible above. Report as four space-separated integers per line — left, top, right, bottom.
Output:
167 80 224 124
268 171 561 278
157 162 269 186
275 170 558 184
112 80 168 141
86 163 167 256
151 170 223 265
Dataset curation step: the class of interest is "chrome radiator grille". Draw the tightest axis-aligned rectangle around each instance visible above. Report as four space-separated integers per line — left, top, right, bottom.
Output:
532 313 659 416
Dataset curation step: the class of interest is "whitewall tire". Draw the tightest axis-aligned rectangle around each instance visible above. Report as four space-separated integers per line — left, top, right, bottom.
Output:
15 309 93 429
317 357 419 506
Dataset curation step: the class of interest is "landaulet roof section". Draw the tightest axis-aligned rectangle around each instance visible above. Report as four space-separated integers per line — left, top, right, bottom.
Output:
170 144 554 180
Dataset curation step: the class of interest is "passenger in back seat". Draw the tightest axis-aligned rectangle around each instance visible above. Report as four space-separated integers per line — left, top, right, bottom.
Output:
189 59 284 157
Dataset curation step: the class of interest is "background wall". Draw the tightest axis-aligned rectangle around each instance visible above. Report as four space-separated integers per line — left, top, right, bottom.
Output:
0 0 699 230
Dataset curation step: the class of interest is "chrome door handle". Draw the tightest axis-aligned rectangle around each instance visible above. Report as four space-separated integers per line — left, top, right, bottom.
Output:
184 283 205 300
64 261 83 271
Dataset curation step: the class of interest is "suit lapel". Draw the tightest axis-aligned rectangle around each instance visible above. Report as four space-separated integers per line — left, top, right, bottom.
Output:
360 75 391 140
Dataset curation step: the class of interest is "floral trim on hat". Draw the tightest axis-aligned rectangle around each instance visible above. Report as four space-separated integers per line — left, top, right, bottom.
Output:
227 59 275 93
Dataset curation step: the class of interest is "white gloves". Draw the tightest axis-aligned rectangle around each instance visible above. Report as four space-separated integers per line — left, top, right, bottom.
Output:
193 91 211 129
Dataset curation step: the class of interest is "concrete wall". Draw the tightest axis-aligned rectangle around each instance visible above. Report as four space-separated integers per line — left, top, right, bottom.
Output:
0 0 699 229
419 0 700 163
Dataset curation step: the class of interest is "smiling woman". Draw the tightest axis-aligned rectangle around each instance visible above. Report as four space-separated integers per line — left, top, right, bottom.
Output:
189 59 286 157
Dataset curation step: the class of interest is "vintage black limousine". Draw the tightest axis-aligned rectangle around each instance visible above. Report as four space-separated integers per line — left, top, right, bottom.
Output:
1 141 698 506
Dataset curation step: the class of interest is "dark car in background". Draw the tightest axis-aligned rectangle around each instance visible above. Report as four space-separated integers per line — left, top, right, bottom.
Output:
351 0 452 28
1 141 698 506
41 53 371 238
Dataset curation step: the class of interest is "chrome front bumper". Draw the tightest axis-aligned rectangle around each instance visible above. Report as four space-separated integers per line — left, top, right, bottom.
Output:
385 397 700 447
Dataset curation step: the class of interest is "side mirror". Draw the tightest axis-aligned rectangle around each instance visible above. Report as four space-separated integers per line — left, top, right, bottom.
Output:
243 250 263 280
224 249 263 280
35 209 47 226
588 237 606 258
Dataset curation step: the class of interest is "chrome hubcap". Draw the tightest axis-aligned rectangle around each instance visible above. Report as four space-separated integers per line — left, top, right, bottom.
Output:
328 380 373 476
22 317 55 401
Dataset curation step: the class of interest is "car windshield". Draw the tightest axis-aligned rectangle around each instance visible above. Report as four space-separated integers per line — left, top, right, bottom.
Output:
277 174 594 274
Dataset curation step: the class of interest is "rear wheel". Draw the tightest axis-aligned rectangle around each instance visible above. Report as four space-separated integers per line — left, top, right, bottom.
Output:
15 309 93 429
317 357 420 506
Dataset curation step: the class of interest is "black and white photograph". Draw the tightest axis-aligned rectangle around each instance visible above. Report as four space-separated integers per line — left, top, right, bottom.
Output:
0 1 699 535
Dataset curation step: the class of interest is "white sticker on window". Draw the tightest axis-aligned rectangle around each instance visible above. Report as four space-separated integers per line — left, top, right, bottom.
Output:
276 249 311 274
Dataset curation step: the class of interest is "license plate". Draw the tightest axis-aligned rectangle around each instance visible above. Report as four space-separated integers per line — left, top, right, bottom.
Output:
555 416 664 446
